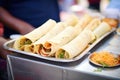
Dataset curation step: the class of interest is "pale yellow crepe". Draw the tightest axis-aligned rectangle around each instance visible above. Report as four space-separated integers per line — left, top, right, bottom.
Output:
13 19 56 50
93 22 112 39
40 26 77 57
74 14 93 34
55 30 95 59
84 18 101 31
33 22 68 54
63 14 79 26
23 45 34 53
40 14 93 57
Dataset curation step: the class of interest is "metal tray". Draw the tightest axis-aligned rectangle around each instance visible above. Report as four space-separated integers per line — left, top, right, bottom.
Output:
4 28 116 62
7 32 120 80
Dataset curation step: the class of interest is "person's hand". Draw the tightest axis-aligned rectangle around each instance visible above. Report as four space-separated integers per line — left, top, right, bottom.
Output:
0 37 9 59
0 7 35 35
18 23 35 35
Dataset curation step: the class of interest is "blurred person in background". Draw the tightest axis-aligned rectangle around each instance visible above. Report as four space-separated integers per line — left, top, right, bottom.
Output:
0 0 60 38
0 28 8 80
105 0 120 19
103 0 120 27
59 0 79 21
88 0 101 11
0 0 60 80
107 0 120 9
59 0 78 12
0 23 7 59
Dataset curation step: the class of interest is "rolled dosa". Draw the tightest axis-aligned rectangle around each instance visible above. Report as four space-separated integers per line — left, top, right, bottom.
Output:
84 18 101 31
40 14 93 57
63 14 79 26
55 30 95 59
93 22 112 39
40 26 78 57
13 19 56 50
23 45 34 53
33 22 68 54
74 14 93 34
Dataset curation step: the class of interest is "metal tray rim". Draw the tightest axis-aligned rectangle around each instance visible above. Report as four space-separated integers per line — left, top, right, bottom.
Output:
4 28 116 62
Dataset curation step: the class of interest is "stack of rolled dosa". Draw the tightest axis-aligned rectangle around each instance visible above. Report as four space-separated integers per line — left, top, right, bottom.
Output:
56 30 95 59
13 19 56 50
25 15 80 53
13 14 112 59
40 14 92 57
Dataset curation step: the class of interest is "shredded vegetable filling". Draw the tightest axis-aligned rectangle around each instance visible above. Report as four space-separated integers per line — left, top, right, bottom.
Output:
90 51 120 67
59 50 65 58
24 39 32 45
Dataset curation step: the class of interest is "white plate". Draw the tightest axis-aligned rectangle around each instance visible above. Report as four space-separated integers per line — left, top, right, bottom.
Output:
10 34 22 39
116 28 120 35
89 52 120 68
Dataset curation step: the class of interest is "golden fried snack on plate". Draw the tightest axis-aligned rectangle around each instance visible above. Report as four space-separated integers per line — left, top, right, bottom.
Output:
102 18 118 28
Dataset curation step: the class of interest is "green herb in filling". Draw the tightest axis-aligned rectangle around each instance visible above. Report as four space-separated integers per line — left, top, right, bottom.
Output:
45 49 51 52
97 61 109 67
24 40 32 45
43 47 51 52
59 50 65 58
94 68 102 72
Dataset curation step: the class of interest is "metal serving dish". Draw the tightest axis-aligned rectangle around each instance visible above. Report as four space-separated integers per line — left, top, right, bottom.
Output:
89 51 120 68
4 29 116 62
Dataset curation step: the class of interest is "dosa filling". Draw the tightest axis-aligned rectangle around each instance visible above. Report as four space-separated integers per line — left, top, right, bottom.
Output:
40 46 51 56
40 42 52 56
57 50 69 59
19 39 32 49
